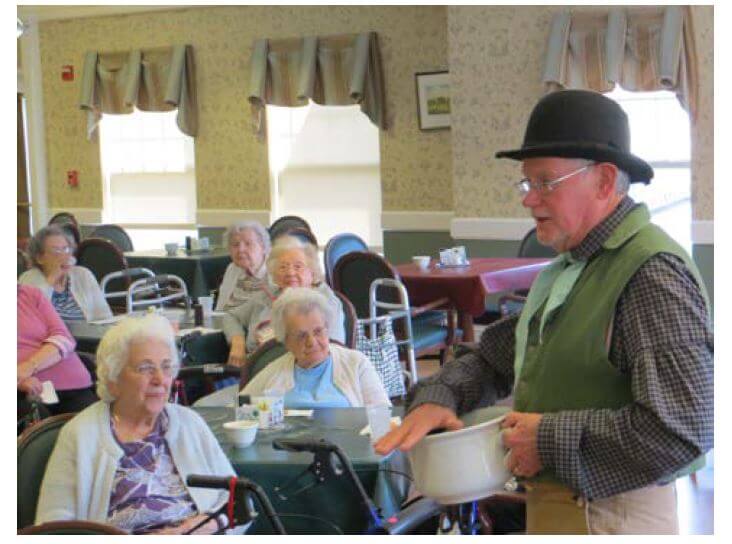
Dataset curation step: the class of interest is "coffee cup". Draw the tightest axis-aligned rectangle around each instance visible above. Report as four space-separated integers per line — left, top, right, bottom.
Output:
165 243 179 256
412 255 431 271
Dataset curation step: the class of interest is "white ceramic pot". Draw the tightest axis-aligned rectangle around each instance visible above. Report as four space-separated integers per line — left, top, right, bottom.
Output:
408 406 511 505
223 419 259 448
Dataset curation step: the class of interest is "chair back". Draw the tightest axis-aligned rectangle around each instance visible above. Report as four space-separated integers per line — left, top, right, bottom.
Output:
180 331 230 365
19 521 126 535
17 413 75 529
333 290 357 349
518 228 557 258
48 212 78 229
76 238 128 312
332 251 401 319
241 339 288 389
18 248 30 278
323 233 368 287
274 226 318 247
89 224 134 252
268 215 311 241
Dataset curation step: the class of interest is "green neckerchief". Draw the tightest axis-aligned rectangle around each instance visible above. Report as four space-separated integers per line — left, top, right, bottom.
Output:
513 251 587 386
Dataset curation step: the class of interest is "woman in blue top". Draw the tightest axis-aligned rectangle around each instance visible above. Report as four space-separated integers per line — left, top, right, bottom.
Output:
242 288 390 409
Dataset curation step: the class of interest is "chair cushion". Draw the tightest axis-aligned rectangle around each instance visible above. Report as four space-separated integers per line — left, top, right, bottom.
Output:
411 321 450 352
412 310 445 326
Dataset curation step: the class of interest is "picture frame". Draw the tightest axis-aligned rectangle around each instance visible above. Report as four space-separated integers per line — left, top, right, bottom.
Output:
415 70 451 130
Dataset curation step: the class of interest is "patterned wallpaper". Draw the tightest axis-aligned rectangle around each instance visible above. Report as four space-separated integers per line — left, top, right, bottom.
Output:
447 5 714 221
37 5 452 212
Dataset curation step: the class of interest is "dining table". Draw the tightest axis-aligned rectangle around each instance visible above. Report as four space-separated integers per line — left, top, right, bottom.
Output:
396 257 551 342
124 247 232 299
196 406 411 534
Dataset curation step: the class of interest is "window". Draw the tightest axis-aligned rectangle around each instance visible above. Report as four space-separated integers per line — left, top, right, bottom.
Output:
266 102 382 250
98 110 197 249
606 88 692 252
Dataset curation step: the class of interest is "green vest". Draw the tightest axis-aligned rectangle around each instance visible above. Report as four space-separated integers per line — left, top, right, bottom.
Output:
513 205 709 485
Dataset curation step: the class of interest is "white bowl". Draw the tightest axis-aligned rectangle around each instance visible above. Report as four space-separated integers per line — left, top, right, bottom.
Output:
407 406 511 505
223 420 259 448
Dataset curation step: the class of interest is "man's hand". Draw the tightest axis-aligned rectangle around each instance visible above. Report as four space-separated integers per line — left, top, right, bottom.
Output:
374 403 463 455
501 411 543 478
227 336 247 367
18 376 44 397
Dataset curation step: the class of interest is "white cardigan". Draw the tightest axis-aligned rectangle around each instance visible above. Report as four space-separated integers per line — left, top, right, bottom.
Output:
35 402 235 526
215 262 267 312
243 343 391 407
19 266 113 321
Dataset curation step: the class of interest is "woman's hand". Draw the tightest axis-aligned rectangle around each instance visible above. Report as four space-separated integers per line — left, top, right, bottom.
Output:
18 376 44 396
17 360 36 382
152 514 219 535
228 336 247 367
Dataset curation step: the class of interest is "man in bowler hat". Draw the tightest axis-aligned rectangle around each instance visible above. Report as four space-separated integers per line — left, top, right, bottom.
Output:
376 90 713 534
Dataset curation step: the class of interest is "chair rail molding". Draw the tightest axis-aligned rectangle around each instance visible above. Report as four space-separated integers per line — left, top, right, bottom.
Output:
381 211 454 231
691 220 713 245
196 209 271 227
451 217 536 241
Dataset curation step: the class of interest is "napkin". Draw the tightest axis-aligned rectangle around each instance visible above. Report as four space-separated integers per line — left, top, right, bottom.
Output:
40 381 59 404
284 409 314 417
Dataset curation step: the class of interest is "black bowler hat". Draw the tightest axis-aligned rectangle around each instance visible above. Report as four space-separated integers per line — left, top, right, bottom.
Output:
495 90 653 184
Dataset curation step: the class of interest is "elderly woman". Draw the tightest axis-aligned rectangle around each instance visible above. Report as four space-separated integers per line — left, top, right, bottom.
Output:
222 235 345 366
17 284 97 419
243 288 389 408
19 225 113 322
216 221 271 312
35 314 236 534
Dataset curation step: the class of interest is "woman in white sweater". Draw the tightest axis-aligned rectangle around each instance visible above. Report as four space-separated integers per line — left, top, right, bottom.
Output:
243 287 389 408
35 314 236 534
19 225 112 322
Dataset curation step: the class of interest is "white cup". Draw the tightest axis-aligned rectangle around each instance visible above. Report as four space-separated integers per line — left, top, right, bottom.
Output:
412 255 431 271
165 242 179 256
198 296 214 315
366 404 392 444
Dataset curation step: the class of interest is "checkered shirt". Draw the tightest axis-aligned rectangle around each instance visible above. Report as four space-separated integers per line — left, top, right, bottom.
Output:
407 197 714 499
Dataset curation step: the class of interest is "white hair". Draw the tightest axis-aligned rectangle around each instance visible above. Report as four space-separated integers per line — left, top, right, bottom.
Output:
574 158 630 195
95 314 179 402
266 235 324 284
271 287 334 343
224 220 271 255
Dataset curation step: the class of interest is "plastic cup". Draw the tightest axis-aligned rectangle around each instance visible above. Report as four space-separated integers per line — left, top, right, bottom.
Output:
366 404 392 443
198 296 214 315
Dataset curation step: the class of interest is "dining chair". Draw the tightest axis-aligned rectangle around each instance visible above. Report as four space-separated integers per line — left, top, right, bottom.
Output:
48 211 79 229
323 233 368 287
332 251 460 367
17 413 75 529
76 238 129 314
273 226 318 247
268 215 312 241
89 224 134 252
333 290 358 349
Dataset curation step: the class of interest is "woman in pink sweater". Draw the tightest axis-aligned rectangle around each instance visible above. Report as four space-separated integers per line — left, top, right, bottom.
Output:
17 284 97 417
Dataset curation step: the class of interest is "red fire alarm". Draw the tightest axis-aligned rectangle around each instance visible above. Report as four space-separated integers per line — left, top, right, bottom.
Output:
62 65 74 81
66 170 79 188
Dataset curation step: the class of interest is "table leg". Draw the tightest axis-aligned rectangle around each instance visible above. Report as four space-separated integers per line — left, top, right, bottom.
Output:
459 312 475 343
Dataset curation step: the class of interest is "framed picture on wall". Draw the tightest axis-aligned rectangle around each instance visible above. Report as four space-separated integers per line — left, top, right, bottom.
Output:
415 71 451 130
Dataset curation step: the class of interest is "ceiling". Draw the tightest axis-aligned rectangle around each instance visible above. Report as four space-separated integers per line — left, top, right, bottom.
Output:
17 5 198 24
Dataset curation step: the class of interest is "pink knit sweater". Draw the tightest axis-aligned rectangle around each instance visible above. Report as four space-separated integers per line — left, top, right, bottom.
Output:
17 284 92 391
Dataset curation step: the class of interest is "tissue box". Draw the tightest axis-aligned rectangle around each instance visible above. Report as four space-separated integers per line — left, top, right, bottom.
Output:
251 395 284 426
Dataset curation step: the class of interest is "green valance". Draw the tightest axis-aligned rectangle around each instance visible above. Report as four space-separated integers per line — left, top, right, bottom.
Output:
248 32 386 136
79 44 197 139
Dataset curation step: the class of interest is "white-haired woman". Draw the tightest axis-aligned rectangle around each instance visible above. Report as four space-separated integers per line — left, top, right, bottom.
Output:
216 221 271 312
19 225 113 322
35 314 236 534
242 288 389 408
222 235 345 367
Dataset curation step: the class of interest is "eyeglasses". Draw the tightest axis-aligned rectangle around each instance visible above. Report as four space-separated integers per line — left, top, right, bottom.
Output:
288 326 328 344
46 246 73 255
277 262 308 274
130 361 179 377
515 164 592 196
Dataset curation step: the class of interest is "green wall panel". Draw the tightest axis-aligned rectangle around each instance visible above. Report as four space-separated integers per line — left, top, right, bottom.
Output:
692 243 714 310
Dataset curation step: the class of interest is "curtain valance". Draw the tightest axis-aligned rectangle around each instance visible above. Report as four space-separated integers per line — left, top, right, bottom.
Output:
79 44 197 139
248 32 385 135
543 6 698 120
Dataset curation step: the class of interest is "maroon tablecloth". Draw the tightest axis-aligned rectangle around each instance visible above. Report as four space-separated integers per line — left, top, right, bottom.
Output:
396 257 550 317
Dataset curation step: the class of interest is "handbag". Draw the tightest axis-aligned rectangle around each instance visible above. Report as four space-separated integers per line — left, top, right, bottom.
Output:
355 316 406 398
